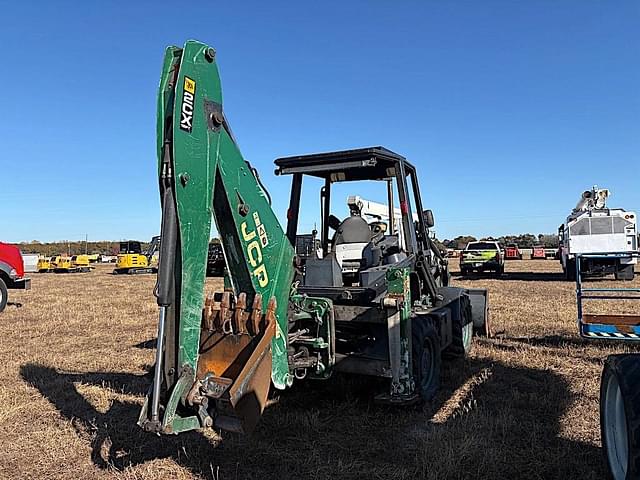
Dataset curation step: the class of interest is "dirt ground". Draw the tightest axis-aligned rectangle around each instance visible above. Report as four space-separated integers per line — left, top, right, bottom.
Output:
1 260 639 479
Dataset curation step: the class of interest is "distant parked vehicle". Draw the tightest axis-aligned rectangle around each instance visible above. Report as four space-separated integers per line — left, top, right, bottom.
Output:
504 244 523 260
531 245 546 260
54 255 91 273
0 242 31 312
37 256 52 272
206 242 226 277
21 254 38 273
460 241 505 275
558 186 637 281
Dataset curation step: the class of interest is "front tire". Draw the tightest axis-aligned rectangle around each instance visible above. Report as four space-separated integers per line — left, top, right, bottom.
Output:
601 355 640 480
0 278 7 313
412 316 441 401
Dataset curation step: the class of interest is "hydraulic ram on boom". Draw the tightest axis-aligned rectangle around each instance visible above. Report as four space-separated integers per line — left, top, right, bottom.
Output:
138 40 295 435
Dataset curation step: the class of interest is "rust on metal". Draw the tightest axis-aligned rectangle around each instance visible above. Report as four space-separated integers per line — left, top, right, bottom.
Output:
250 293 263 336
195 291 277 434
583 314 640 326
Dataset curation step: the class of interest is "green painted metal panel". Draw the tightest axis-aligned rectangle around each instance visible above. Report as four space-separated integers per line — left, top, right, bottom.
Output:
386 267 415 396
167 40 295 387
171 41 221 372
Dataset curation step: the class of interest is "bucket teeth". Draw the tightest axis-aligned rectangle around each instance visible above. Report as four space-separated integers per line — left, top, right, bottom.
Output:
197 291 277 434
234 292 249 334
250 293 263 335
202 290 267 337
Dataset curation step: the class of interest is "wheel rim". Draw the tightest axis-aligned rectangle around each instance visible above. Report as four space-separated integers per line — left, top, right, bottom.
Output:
604 372 629 480
462 322 473 351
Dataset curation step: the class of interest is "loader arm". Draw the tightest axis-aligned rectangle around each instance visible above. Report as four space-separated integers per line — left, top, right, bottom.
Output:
139 40 295 435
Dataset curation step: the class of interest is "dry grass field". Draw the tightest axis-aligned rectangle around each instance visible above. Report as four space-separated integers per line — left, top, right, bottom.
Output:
1 260 639 479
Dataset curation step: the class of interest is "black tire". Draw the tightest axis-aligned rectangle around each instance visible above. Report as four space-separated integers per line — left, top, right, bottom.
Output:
616 264 635 281
0 278 7 313
496 265 505 276
565 260 576 281
460 267 469 276
600 354 640 480
412 316 441 402
442 294 473 359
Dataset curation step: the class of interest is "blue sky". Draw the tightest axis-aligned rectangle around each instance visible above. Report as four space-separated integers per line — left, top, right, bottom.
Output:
1 1 638 243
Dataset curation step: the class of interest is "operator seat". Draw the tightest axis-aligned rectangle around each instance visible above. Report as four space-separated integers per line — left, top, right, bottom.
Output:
333 215 372 273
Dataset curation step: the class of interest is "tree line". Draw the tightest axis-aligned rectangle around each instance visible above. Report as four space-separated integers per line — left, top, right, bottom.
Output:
16 240 126 256
442 233 559 250
15 234 559 256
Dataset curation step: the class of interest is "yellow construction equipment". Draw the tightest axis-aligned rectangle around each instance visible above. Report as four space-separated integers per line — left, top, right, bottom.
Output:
114 236 160 274
54 255 91 273
37 256 51 273
87 254 100 263
49 255 62 270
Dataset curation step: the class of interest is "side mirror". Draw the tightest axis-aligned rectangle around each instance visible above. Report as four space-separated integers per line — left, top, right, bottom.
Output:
423 209 435 228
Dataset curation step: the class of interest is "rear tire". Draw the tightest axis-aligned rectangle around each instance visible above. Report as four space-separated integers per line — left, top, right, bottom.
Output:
442 294 473 359
412 316 441 401
616 264 635 281
601 355 640 480
0 278 7 313
565 260 576 281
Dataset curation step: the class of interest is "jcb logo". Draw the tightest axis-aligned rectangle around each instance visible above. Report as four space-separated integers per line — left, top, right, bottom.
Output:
241 212 269 288
179 76 196 133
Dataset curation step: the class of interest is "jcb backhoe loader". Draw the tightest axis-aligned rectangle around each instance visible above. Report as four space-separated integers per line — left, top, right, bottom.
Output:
138 40 489 436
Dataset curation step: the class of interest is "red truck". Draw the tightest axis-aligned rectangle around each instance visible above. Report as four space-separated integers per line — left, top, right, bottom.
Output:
0 242 31 312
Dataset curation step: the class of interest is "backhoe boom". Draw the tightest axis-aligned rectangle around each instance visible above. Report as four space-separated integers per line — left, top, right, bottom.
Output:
139 40 295 435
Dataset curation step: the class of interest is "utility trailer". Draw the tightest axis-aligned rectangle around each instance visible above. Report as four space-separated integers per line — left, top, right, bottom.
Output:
559 187 637 281
137 40 490 437
504 244 522 260
575 253 640 479
576 253 639 340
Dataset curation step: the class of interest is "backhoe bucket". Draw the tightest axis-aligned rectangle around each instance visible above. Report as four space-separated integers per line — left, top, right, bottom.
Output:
192 292 277 433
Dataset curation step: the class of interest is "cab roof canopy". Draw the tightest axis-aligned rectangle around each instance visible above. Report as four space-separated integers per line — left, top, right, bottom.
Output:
274 146 416 182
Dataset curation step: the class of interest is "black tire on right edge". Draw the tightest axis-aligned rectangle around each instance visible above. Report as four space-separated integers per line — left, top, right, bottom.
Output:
600 354 640 480
0 278 8 313
412 316 441 402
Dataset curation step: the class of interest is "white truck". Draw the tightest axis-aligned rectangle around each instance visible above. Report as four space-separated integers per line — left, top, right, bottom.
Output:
558 186 637 280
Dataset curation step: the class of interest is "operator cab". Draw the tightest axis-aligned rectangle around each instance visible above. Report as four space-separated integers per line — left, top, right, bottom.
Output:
275 146 442 304
120 241 142 254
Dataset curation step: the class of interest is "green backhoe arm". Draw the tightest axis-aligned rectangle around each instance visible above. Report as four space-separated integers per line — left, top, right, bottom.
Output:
139 40 295 435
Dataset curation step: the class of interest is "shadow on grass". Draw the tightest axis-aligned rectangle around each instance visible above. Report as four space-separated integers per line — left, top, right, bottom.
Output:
20 358 606 479
134 338 156 349
453 271 565 282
